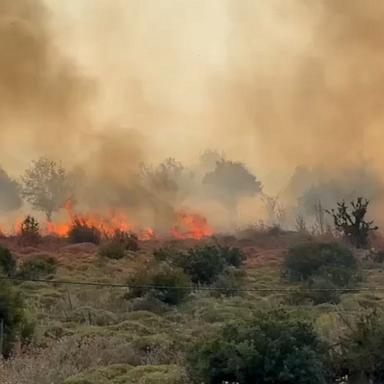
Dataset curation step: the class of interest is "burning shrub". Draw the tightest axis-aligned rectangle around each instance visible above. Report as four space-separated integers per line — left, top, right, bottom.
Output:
68 217 101 244
18 254 57 280
18 215 41 246
127 264 191 305
0 246 16 277
111 229 139 252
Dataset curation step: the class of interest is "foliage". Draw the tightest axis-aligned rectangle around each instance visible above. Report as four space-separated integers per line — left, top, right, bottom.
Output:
111 229 139 252
18 254 57 279
186 310 329 384
98 241 126 260
0 168 22 212
0 246 16 277
127 264 191 305
21 157 72 221
68 217 101 244
212 267 246 297
283 242 357 284
327 197 378 248
336 309 384 383
0 278 34 356
203 160 262 213
18 215 41 245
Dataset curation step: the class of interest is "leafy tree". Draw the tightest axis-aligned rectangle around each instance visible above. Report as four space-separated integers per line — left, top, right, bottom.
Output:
0 168 22 212
203 160 262 216
283 242 357 284
18 215 41 245
21 157 72 221
327 197 378 248
186 310 329 384
0 246 16 277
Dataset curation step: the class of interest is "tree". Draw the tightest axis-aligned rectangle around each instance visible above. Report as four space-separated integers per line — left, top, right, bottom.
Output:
327 197 378 248
203 160 262 217
18 216 41 245
21 157 72 221
186 310 329 384
0 246 16 277
0 168 22 212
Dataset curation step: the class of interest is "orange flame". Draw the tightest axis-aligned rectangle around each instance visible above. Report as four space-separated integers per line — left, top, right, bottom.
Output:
171 211 213 240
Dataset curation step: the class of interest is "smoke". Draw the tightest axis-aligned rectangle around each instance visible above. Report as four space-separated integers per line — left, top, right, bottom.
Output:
1 0 384 230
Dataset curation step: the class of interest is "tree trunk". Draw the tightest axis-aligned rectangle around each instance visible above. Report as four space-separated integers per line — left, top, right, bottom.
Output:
349 372 369 384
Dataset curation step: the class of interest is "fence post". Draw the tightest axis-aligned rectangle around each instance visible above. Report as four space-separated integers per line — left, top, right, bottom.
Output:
0 318 4 357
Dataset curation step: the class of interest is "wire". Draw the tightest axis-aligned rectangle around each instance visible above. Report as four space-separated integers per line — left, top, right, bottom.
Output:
1 276 384 293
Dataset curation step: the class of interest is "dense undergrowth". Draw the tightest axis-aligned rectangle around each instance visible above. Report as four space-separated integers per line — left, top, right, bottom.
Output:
1 229 384 383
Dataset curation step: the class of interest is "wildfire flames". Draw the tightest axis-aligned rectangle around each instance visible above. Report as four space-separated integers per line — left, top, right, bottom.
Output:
15 201 215 241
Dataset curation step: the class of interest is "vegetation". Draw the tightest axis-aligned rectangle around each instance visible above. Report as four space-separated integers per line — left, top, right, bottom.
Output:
21 157 72 222
110 229 139 252
0 278 34 357
186 310 329 384
127 264 191 305
327 197 378 248
283 242 357 283
0 246 16 277
18 216 41 246
68 217 101 244
18 254 57 279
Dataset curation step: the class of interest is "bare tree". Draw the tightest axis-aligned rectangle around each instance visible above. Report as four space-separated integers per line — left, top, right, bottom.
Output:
327 197 378 249
21 157 72 222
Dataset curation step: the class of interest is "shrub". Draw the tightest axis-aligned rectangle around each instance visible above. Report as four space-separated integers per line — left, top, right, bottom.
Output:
186 310 329 384
18 215 41 245
0 277 34 356
68 217 101 244
283 242 357 283
127 264 191 305
98 241 126 260
18 254 57 279
304 277 341 305
219 245 246 267
0 246 16 277
112 229 139 252
212 267 246 297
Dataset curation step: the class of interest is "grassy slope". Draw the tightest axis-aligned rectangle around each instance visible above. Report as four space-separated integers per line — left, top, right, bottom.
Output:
2 232 384 384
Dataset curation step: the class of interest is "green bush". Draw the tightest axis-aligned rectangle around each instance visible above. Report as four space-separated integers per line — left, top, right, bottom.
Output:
68 217 101 244
305 277 341 305
0 277 34 356
0 246 16 277
283 242 357 283
127 264 191 305
220 245 246 267
99 241 126 260
212 267 246 297
186 309 329 384
18 254 57 279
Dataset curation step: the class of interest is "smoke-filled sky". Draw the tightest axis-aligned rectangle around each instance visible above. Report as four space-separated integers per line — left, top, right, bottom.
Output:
1 0 384 227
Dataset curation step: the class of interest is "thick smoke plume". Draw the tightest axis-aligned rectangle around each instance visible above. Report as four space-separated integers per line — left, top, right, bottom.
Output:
1 0 384 231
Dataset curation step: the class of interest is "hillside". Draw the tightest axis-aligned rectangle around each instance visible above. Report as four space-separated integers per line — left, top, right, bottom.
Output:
1 228 384 384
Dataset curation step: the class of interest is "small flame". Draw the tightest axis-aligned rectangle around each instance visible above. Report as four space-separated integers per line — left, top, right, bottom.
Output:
171 211 213 240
